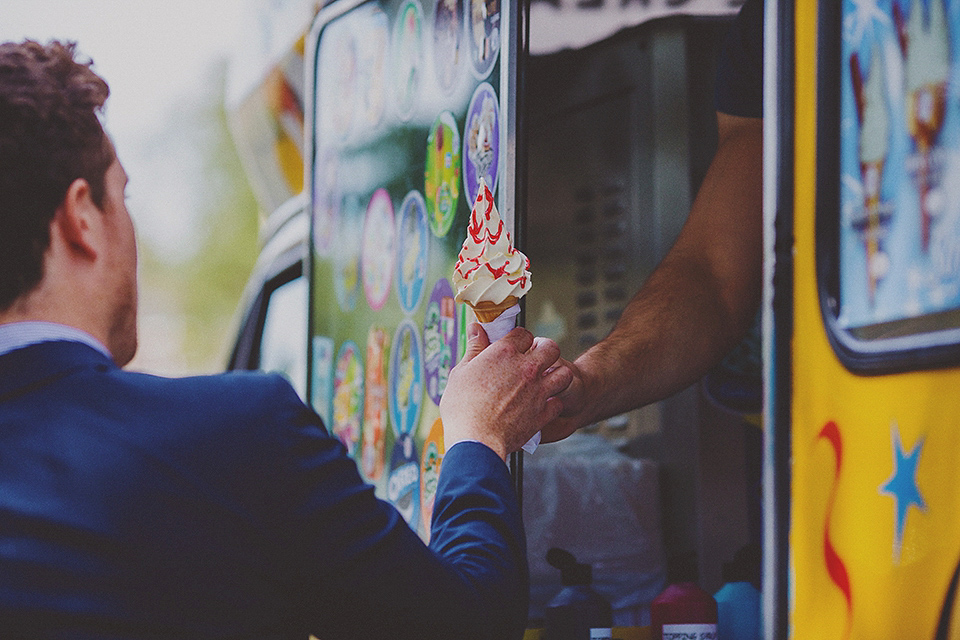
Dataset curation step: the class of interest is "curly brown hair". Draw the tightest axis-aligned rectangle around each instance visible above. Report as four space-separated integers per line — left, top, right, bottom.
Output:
0 39 112 310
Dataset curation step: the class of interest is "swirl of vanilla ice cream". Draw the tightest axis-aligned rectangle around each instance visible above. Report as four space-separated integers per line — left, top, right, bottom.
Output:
453 178 531 305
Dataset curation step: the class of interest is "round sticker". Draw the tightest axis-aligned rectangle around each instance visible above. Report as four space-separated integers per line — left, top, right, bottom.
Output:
389 319 424 436
396 190 430 314
425 111 461 237
362 188 396 311
357 7 389 128
362 327 389 482
467 0 500 79
318 20 357 141
423 278 458 405
313 151 340 256
388 434 421 527
462 82 500 204
333 195 364 312
432 0 465 94
420 418 445 536
311 335 335 429
333 341 364 456
391 0 424 119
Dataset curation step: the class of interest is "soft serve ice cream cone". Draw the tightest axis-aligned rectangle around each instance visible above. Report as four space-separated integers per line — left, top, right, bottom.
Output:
453 177 539 453
453 177 531 327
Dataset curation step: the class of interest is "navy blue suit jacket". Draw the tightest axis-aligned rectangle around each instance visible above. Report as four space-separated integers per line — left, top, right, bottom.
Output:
0 341 528 639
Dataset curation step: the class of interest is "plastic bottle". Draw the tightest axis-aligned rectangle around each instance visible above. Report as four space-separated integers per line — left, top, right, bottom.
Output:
713 545 761 640
650 554 717 640
544 547 613 640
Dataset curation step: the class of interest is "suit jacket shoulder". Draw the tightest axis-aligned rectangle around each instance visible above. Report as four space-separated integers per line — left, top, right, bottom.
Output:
0 341 527 640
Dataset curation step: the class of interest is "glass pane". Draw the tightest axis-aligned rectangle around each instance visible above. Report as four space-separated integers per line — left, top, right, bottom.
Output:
260 276 309 400
838 0 960 339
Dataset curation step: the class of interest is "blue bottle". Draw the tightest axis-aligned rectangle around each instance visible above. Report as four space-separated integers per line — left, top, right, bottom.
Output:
544 548 612 640
713 545 761 640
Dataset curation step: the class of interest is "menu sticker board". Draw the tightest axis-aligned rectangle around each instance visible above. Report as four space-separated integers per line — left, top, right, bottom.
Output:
838 0 960 330
308 0 516 539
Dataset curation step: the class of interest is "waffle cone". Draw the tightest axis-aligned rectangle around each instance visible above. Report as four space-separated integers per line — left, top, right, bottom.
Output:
470 296 520 322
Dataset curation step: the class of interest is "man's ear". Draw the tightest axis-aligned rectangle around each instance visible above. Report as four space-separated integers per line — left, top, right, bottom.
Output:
54 178 101 260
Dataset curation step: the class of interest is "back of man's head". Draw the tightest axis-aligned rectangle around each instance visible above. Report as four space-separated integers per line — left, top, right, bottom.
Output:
0 40 111 311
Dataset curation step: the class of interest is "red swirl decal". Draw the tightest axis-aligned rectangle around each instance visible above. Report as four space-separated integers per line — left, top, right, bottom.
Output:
818 421 852 638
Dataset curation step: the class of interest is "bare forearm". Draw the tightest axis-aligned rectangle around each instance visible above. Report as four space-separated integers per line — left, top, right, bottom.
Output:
571 114 763 427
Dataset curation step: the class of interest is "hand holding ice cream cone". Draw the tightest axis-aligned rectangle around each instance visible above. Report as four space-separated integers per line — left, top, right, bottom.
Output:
452 178 541 451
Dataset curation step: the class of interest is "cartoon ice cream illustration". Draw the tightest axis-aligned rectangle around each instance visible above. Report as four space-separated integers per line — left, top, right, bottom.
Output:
851 42 892 304
396 330 415 413
897 0 950 249
453 177 531 325
467 93 497 186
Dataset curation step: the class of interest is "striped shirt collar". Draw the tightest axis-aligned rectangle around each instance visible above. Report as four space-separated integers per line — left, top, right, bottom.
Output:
0 321 112 360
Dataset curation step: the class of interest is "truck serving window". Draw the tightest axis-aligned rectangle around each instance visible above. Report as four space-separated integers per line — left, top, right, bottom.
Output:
816 0 960 374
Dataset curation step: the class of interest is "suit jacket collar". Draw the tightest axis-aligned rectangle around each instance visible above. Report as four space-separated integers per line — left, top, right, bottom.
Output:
0 341 115 403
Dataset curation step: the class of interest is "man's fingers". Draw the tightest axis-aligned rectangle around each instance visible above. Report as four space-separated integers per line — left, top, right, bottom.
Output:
501 326 534 353
459 323 490 364
541 363 573 398
539 396 565 429
526 336 561 374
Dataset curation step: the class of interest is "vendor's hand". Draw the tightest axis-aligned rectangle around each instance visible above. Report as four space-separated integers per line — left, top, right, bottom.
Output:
538 357 587 444
440 323 573 460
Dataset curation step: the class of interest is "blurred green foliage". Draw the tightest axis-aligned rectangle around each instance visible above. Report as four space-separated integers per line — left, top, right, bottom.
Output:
138 59 260 373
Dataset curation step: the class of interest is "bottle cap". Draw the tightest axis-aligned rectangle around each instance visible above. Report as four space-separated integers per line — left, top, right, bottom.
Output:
546 547 592 586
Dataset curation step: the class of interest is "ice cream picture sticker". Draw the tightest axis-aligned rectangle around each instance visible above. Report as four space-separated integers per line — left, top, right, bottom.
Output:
467 0 500 79
333 341 364 456
317 15 357 141
423 278 457 405
311 336 335 428
425 111 461 237
388 433 420 528
453 176 530 329
420 418 445 537
389 320 424 436
432 0 465 94
362 327 389 482
355 6 389 129
362 188 396 311
333 195 364 312
391 0 424 119
463 83 500 208
396 190 430 314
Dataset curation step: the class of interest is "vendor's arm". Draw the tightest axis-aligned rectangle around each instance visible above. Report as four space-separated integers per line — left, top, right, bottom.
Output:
543 112 762 442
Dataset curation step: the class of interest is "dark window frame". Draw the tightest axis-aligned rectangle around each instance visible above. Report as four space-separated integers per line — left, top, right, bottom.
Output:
228 254 305 372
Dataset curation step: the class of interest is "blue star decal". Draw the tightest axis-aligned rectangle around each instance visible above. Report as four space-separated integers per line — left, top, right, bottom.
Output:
880 423 926 562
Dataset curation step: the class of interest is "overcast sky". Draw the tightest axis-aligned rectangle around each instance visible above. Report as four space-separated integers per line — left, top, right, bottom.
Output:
0 0 252 259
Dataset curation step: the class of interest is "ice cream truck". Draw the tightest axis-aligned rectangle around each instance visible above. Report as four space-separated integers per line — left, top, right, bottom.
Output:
765 0 960 637
225 0 960 637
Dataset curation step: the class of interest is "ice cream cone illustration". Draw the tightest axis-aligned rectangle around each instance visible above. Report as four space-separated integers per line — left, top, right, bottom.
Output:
897 0 950 250
453 177 531 331
851 43 893 305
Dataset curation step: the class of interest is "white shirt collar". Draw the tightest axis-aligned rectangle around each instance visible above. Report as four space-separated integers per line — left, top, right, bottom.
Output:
0 321 112 360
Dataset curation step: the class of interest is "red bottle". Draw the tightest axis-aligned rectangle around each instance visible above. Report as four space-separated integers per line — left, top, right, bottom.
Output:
650 557 718 640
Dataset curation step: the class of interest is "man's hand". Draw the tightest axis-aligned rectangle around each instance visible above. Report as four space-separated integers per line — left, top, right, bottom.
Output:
538 358 587 444
440 323 573 460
